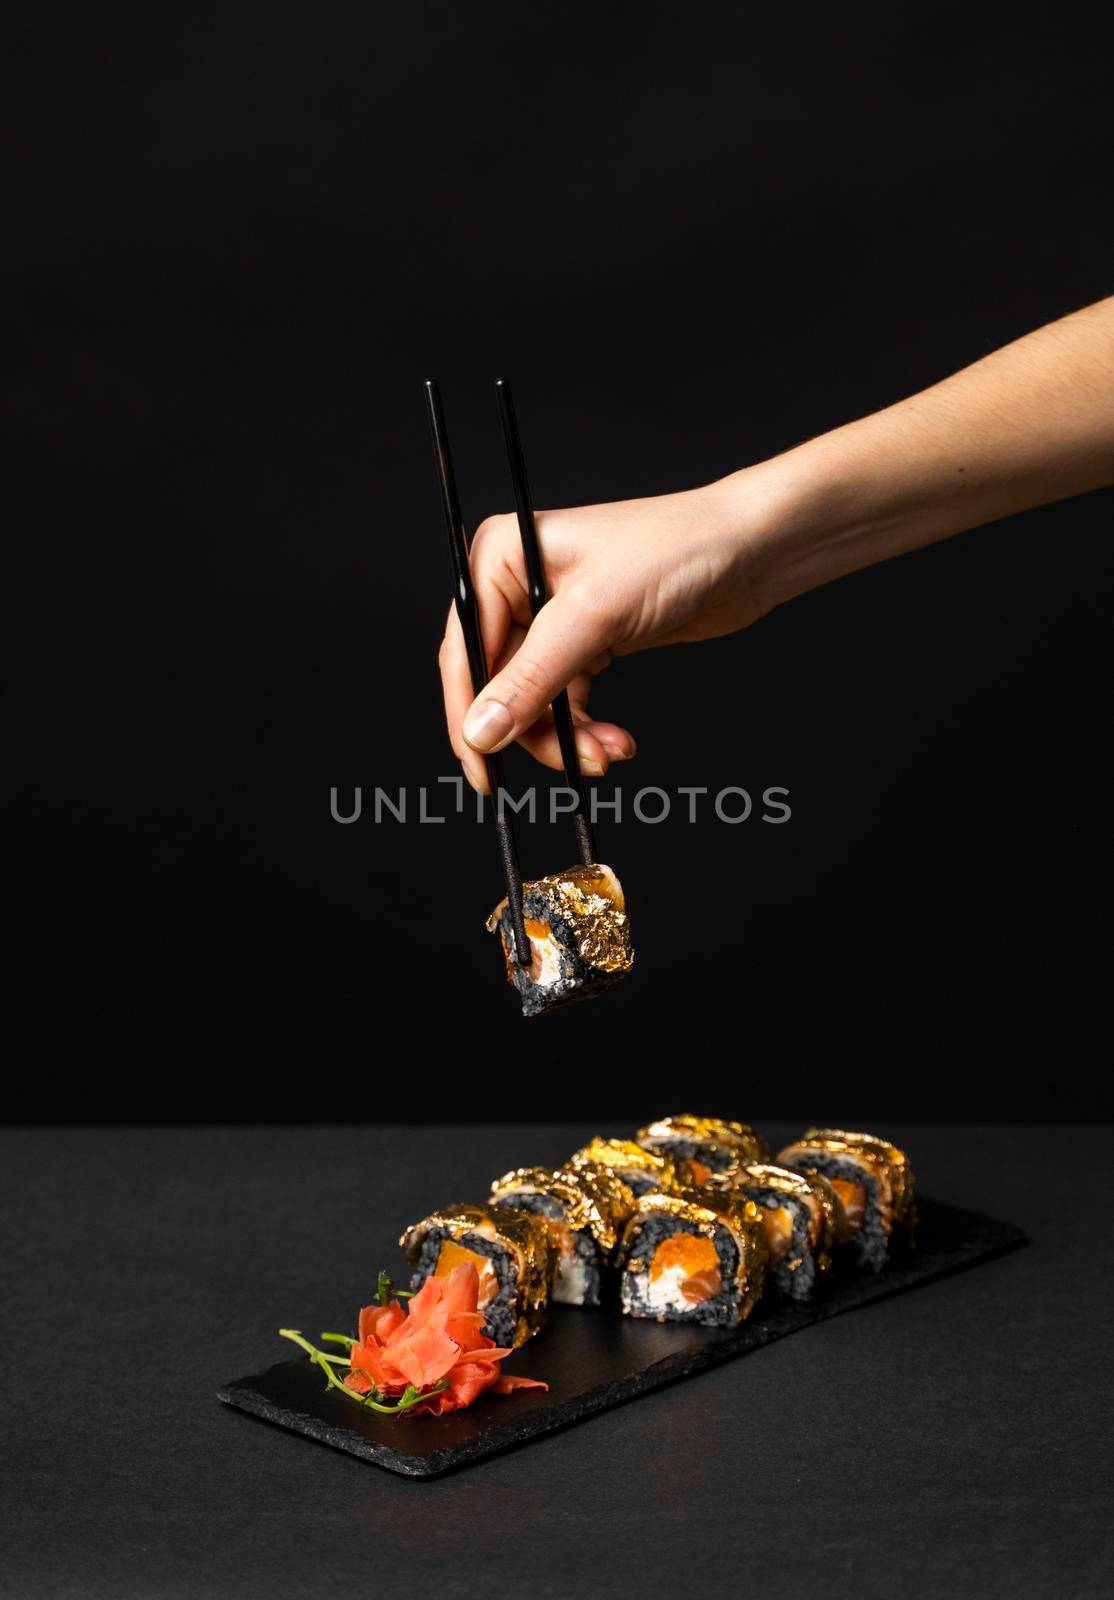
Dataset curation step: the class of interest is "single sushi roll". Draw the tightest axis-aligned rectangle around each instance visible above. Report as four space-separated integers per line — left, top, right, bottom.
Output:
486 863 634 1018
568 1136 702 1197
399 1201 555 1348
635 1114 770 1181
489 1163 634 1306
618 1191 768 1326
775 1129 916 1271
710 1162 837 1302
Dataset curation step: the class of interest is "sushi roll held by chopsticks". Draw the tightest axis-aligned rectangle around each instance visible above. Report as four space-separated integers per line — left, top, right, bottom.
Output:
635 1114 770 1182
400 1202 556 1348
428 379 634 1017
486 864 634 1018
712 1162 837 1302
489 1163 634 1306
776 1129 916 1271
618 1191 768 1326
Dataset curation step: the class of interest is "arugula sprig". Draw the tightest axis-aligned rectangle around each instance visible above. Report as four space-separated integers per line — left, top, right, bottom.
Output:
320 1331 356 1353
278 1323 447 1416
377 1269 412 1305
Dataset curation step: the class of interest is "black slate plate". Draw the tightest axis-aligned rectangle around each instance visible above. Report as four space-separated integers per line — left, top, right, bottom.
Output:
218 1196 1024 1477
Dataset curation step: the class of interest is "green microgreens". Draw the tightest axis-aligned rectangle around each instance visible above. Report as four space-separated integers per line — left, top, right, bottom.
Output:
278 1328 449 1415
377 1270 413 1305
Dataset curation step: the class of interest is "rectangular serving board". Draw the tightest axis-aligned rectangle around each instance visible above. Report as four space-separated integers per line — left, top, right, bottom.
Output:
218 1196 1024 1478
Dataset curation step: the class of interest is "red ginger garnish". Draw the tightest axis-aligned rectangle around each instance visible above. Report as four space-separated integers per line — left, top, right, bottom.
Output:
345 1262 546 1415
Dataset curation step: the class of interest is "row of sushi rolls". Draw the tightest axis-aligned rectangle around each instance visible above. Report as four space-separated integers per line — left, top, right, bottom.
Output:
402 1117 916 1348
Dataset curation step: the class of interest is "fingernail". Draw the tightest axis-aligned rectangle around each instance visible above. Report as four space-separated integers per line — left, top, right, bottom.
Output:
463 698 514 752
600 739 629 760
576 736 605 775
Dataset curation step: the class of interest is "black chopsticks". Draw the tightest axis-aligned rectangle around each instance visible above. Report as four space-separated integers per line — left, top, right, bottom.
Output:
495 378 596 867
425 379 599 964
425 380 530 968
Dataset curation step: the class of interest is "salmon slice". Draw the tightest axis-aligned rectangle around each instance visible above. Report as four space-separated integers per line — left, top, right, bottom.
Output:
650 1233 721 1302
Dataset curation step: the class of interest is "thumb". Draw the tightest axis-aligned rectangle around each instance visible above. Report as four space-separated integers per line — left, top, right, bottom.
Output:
462 590 607 754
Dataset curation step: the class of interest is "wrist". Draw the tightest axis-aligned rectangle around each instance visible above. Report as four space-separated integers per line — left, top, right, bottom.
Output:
715 427 914 617
706 444 843 619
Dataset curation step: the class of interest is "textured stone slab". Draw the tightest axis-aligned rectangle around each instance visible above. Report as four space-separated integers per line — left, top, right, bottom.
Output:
217 1196 1024 1477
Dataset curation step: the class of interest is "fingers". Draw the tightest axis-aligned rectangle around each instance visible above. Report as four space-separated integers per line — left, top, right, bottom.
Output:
571 713 638 765
438 516 524 794
438 603 490 794
460 586 612 756
439 512 636 787
436 516 523 793
517 677 637 772
518 718 607 775
472 515 528 671
442 610 636 786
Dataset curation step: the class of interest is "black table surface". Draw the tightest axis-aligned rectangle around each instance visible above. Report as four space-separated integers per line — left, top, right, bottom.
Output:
1 1124 1109 1599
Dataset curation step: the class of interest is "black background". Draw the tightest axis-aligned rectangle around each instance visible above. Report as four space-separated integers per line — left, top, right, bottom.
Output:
7 1 1112 1120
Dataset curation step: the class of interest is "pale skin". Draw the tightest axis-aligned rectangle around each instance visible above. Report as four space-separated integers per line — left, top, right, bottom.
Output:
439 298 1114 793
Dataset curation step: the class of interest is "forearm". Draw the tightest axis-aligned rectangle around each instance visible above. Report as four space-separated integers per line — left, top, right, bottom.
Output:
737 297 1114 614
443 299 1114 778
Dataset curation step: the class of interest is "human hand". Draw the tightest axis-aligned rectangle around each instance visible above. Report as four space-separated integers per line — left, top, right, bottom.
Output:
438 475 773 792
